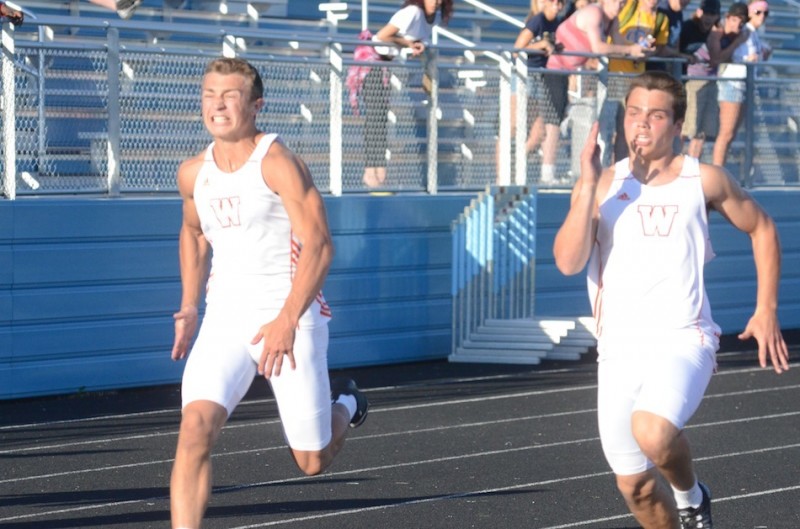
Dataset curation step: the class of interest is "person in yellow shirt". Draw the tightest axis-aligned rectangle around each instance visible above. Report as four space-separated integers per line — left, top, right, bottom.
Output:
611 0 670 73
598 0 666 164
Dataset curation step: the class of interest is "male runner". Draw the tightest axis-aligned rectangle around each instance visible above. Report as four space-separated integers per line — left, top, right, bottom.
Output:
170 57 368 529
553 71 789 528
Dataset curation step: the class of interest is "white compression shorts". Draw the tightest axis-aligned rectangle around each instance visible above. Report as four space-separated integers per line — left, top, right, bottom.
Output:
596 333 718 475
181 308 332 451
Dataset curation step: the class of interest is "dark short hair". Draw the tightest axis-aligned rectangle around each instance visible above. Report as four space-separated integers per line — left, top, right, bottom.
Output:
625 71 687 123
727 1 750 21
699 0 721 14
204 57 264 102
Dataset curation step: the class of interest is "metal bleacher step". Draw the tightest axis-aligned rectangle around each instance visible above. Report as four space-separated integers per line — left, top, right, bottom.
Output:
450 316 597 365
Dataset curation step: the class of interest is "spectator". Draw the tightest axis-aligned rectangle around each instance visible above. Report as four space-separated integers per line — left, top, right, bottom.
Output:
497 0 546 181
713 1 766 167
548 0 650 174
548 0 648 73
679 0 728 159
513 0 566 184
609 0 667 71
563 62 601 181
661 0 690 50
518 0 547 162
368 0 454 188
561 0 586 20
646 0 693 73
744 0 772 60
348 29 392 188
0 1 23 25
560 0 598 181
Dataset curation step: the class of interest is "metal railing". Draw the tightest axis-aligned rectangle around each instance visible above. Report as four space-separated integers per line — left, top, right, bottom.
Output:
2 15 799 198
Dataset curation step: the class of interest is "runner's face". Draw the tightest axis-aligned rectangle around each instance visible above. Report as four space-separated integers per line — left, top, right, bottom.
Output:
201 72 261 140
624 87 682 159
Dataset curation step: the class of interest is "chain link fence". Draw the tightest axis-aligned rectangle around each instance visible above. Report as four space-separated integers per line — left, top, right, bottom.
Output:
2 17 799 198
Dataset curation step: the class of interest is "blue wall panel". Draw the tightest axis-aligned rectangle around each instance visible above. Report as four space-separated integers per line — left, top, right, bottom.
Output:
0 206 12 328
1 190 798 399
535 190 800 333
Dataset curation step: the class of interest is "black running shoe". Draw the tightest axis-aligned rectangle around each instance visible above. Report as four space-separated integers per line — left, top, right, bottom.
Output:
678 482 713 529
330 378 368 428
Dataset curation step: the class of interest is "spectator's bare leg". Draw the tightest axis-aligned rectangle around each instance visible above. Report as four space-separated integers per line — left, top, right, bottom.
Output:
713 100 743 167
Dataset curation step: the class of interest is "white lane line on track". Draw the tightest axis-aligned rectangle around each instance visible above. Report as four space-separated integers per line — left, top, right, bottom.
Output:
0 384 601 453
3 359 795 432
4 379 799 459
4 407 800 487
0 408 598 483
538 484 800 528
2 372 799 455
3 439 799 525
4 379 800 457
227 483 800 529
0 407 179 431
0 369 556 432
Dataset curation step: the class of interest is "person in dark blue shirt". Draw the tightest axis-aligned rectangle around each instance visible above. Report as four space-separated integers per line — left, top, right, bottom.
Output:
513 0 566 183
679 0 723 159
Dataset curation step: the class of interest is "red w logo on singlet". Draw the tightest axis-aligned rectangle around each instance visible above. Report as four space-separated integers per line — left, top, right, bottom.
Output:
210 197 242 228
637 205 678 236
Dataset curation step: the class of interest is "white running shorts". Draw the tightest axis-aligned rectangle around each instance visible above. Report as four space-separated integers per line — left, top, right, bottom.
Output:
596 334 717 475
181 308 332 451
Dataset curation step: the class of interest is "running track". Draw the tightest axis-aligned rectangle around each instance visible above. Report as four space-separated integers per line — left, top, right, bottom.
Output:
1 337 798 528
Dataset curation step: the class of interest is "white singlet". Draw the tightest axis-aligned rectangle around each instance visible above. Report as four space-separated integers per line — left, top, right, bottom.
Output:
588 156 721 347
194 133 331 322
181 133 333 451
589 156 720 475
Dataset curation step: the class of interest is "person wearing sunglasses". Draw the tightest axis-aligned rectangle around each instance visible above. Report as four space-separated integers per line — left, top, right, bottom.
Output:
743 0 772 63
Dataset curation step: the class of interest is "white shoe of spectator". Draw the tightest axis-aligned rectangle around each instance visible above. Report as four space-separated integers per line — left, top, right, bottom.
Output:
540 164 556 185
116 0 141 19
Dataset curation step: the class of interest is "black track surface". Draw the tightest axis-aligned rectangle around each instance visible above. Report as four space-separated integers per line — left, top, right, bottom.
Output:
2 336 798 528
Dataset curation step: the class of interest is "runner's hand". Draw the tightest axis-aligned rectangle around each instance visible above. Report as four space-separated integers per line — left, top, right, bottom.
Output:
252 314 297 378
738 311 790 373
172 306 198 361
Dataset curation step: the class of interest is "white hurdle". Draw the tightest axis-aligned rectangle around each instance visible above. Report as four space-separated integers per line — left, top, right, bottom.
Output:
450 186 596 365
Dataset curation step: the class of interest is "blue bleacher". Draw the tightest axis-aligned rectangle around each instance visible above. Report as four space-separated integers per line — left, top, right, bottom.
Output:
12 0 800 189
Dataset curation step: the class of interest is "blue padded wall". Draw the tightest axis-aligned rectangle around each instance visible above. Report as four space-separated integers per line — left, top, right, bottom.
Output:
1 190 798 399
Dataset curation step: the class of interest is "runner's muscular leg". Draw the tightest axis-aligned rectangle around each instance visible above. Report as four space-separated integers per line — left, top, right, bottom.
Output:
289 402 351 475
632 410 696 491
171 400 228 528
616 469 680 529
